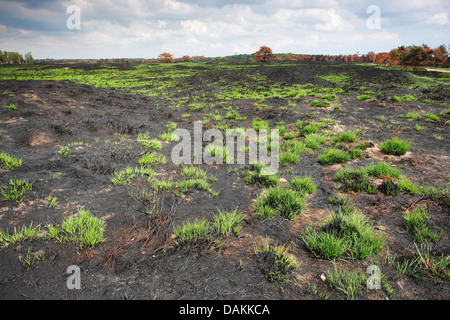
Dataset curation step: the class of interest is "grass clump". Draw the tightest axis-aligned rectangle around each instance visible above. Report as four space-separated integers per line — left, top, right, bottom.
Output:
254 240 298 282
4 104 16 110
45 195 58 208
0 222 42 246
111 166 155 185
396 243 449 282
346 147 363 159
181 166 207 179
423 113 440 122
302 206 385 260
280 152 300 166
151 179 173 191
58 146 74 158
357 95 371 101
139 152 167 165
420 185 449 201
137 132 162 150
213 208 244 237
289 176 317 194
0 178 33 202
304 133 328 149
254 187 306 220
380 137 412 156
311 100 331 108
160 122 179 142
396 176 420 194
173 209 244 245
365 162 401 178
243 162 280 188
325 265 367 300
334 162 422 196
283 131 297 140
173 218 213 244
332 131 357 143
328 194 350 206
334 162 400 194
225 110 247 121
251 118 269 131
0 152 23 170
404 206 441 243
176 178 211 193
405 112 420 119
298 123 320 137
334 167 374 193
318 148 350 165
48 208 105 249
281 140 309 155
160 132 179 142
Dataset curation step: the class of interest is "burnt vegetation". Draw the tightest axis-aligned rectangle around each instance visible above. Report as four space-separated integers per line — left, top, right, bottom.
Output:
0 49 449 300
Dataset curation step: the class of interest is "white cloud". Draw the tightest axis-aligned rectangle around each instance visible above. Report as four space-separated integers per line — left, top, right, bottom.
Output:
0 0 448 59
180 20 208 35
314 9 354 32
370 30 401 41
0 24 8 34
424 13 450 25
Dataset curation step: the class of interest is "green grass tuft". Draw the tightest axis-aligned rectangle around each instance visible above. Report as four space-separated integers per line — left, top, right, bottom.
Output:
289 176 317 194
305 133 328 149
4 104 16 110
311 100 331 108
254 240 298 282
302 206 385 260
380 137 412 156
332 131 357 143
0 178 33 202
0 152 23 170
404 206 441 243
139 152 167 165
254 187 306 220
318 148 350 165
177 178 211 193
325 265 367 300
49 208 105 249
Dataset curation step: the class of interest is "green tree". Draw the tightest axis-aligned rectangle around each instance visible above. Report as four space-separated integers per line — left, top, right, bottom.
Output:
24 52 34 64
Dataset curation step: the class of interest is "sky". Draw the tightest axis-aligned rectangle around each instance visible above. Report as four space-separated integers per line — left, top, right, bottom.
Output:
0 0 449 59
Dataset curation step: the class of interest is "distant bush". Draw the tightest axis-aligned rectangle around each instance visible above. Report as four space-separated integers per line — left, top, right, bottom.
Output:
158 52 174 63
254 46 273 62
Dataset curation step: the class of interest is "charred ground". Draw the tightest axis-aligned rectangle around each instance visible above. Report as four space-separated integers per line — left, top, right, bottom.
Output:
0 61 449 300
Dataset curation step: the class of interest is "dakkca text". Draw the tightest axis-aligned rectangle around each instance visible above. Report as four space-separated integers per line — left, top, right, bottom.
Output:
179 303 270 316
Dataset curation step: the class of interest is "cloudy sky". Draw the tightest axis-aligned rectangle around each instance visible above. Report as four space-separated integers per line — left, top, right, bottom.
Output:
0 0 449 59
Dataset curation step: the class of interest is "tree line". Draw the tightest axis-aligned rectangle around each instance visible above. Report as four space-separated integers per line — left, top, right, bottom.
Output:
2 44 448 67
0 50 34 64
374 44 449 67
253 44 449 67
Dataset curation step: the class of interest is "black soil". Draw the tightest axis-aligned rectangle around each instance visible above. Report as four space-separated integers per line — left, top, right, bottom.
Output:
0 61 449 301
